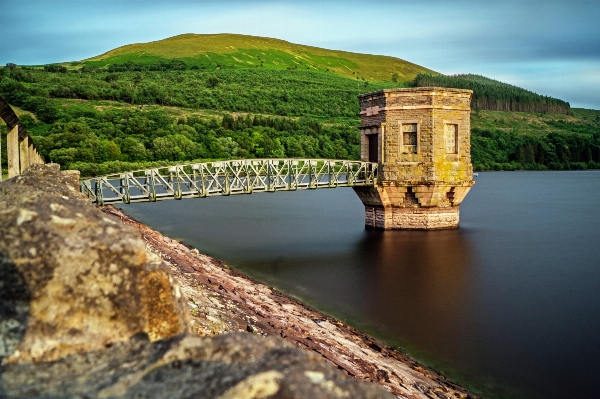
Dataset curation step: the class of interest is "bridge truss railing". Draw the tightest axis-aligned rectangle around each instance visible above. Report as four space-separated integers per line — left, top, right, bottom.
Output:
81 158 378 205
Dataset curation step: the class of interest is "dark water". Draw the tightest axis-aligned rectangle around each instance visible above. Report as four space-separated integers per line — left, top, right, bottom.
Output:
121 171 600 399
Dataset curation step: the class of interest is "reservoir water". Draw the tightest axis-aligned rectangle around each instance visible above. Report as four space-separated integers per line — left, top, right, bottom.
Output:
121 171 600 399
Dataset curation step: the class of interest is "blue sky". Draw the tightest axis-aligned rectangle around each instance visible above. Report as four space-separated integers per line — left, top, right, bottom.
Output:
2 0 599 109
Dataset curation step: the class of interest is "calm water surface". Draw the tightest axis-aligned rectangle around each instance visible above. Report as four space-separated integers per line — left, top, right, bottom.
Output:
122 171 600 399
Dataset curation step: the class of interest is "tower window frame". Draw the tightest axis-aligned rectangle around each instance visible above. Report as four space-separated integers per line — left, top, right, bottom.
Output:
399 121 420 155
444 123 459 154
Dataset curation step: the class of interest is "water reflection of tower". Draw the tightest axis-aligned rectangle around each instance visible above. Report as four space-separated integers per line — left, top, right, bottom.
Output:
355 229 476 363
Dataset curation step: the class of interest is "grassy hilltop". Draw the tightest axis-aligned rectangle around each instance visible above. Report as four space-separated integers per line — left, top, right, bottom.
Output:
83 33 434 83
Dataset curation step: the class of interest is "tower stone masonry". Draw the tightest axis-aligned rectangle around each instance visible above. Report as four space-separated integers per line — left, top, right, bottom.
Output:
353 87 475 229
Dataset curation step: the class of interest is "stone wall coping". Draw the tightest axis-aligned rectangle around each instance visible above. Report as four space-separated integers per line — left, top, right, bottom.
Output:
359 87 473 99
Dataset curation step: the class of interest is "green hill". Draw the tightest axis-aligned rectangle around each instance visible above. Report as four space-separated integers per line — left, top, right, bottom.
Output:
82 33 434 84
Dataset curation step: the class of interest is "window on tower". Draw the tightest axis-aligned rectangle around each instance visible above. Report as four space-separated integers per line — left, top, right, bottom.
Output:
402 123 418 154
445 124 458 154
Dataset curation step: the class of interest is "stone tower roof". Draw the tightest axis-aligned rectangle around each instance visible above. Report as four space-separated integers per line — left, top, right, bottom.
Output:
358 87 473 100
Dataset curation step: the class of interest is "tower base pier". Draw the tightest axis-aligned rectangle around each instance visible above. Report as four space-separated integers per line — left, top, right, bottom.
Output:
354 182 473 230
363 205 459 230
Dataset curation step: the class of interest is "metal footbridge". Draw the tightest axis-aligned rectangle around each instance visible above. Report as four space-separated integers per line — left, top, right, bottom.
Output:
80 159 378 205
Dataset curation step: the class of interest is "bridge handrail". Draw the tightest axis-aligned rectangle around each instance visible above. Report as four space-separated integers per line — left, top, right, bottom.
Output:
82 158 370 178
81 158 378 205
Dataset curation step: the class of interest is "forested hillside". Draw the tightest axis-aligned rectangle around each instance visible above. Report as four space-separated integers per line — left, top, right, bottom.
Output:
414 74 570 114
469 108 600 171
1 53 599 176
0 65 397 119
0 64 377 176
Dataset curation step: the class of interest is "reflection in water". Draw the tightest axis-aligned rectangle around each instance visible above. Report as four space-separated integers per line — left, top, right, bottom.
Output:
355 230 475 367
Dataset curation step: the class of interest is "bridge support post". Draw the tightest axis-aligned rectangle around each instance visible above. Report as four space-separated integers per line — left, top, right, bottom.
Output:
28 140 35 166
7 125 20 178
1 94 44 178
20 135 30 173
354 87 475 230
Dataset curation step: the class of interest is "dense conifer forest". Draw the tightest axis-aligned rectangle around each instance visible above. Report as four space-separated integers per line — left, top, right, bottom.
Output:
414 73 571 114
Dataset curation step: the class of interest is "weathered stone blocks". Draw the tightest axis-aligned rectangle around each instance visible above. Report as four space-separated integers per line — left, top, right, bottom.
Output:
363 206 459 230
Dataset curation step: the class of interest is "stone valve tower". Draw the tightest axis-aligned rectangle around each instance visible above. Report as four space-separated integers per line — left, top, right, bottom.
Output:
353 87 475 230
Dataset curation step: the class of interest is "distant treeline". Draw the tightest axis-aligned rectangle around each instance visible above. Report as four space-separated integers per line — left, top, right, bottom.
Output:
106 60 188 72
472 127 600 171
3 63 599 175
414 74 570 114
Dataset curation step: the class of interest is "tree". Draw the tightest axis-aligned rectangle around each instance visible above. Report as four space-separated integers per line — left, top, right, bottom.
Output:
206 76 220 88
283 137 305 157
153 134 198 161
106 141 121 161
19 114 37 128
216 137 239 158
120 137 148 161
43 65 67 73
49 148 78 167
221 114 235 130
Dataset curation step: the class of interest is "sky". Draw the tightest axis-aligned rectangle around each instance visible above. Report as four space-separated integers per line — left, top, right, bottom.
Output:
1 0 599 109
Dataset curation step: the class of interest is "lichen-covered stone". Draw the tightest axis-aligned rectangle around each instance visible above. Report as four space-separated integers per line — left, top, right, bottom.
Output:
0 164 190 364
0 333 393 399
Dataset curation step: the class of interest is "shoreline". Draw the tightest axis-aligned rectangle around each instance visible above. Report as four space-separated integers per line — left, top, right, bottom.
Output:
102 205 478 399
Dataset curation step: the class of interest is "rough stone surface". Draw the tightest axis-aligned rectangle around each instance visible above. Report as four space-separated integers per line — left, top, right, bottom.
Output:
0 164 190 364
0 164 397 398
1 333 391 399
362 205 460 230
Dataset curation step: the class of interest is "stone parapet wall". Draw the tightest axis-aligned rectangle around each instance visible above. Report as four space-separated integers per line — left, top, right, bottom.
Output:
359 87 471 111
0 164 191 364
